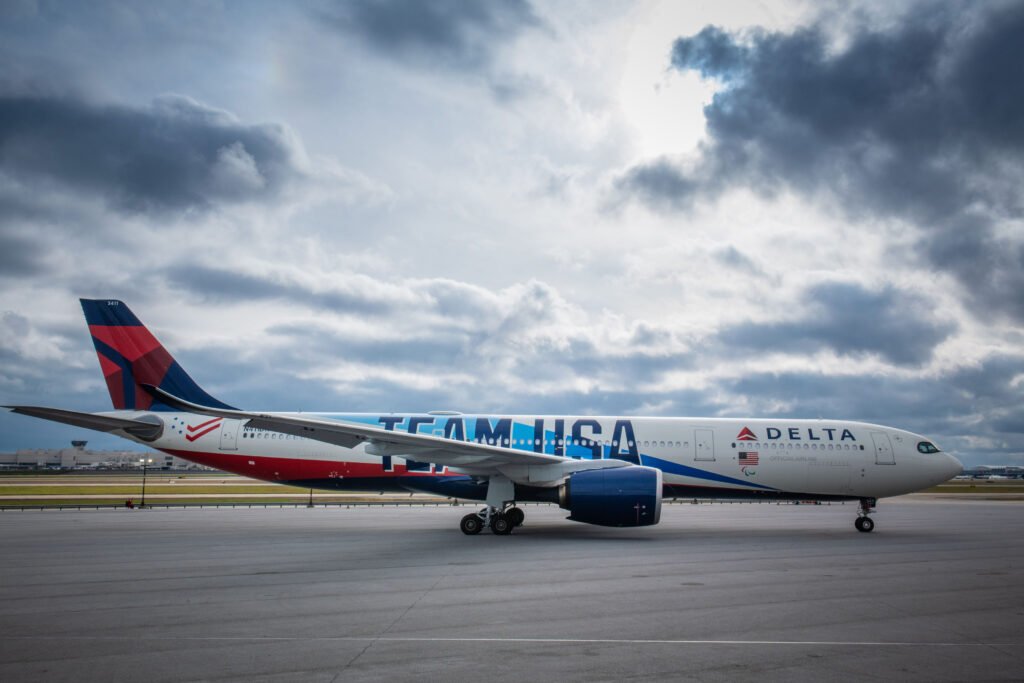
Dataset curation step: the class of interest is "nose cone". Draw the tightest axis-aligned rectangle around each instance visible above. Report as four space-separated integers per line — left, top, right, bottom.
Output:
943 453 964 481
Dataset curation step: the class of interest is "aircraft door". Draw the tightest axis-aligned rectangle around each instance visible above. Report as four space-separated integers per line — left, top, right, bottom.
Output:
871 432 894 465
219 419 240 451
695 429 715 461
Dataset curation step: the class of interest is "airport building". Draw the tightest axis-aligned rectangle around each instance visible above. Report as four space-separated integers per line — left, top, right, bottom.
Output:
961 465 1024 479
0 441 212 471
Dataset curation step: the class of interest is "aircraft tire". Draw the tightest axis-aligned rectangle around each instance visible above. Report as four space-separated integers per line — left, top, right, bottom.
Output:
460 513 484 535
490 513 513 535
505 507 525 527
855 517 874 533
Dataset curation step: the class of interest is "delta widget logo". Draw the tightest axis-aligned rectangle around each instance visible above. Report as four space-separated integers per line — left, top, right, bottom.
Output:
736 426 759 475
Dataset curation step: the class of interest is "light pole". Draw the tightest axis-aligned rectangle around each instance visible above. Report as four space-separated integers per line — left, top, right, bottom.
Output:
139 457 152 508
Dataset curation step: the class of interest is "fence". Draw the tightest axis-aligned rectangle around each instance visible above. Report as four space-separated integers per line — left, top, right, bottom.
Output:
0 498 842 512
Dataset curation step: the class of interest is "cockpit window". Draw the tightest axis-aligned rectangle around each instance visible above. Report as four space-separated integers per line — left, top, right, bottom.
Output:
917 441 941 454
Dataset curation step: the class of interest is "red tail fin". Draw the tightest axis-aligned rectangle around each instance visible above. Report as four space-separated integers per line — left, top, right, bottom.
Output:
80 299 234 411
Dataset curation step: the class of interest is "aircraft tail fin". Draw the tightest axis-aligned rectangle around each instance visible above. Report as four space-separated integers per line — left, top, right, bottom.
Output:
79 299 236 412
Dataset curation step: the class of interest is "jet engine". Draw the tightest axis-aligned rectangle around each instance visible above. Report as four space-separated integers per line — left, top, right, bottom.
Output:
559 465 662 527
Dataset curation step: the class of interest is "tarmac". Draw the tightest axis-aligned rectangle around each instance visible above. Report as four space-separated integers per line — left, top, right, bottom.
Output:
0 498 1022 682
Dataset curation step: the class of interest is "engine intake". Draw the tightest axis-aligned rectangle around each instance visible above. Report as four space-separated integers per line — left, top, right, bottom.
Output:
559 465 662 527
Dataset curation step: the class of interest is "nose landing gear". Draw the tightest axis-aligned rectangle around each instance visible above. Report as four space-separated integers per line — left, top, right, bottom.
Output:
855 498 876 533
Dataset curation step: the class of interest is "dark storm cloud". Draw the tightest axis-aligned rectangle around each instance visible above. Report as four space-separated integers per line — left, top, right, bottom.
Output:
990 407 1024 436
722 351 1024 463
712 245 764 276
725 372 936 426
518 336 693 386
319 0 541 70
0 232 45 276
164 265 394 315
268 308 692 385
268 322 469 367
0 93 307 214
718 282 954 365
616 158 699 212
619 2 1024 322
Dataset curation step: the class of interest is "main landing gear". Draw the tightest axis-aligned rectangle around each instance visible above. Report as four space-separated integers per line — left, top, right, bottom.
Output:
855 498 876 533
460 505 526 536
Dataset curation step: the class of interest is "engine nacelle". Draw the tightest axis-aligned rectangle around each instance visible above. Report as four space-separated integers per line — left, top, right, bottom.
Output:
559 465 662 527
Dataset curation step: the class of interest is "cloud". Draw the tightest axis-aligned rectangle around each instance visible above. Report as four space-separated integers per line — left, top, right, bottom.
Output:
158 263 695 404
722 351 1024 463
163 264 412 315
0 231 45 277
318 0 542 71
718 281 954 366
0 258 1016 465
0 93 310 214
615 158 700 212
617 2 1024 323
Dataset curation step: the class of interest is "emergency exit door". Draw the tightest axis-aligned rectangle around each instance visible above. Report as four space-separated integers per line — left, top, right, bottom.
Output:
871 432 894 465
695 429 715 461
219 419 240 451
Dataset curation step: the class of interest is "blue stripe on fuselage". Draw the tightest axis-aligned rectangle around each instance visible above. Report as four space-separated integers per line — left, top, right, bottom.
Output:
641 454 776 491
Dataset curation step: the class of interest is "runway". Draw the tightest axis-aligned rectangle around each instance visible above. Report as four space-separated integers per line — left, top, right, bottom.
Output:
1 499 1022 682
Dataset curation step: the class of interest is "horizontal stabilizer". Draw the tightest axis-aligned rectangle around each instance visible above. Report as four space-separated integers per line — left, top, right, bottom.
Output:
4 406 163 440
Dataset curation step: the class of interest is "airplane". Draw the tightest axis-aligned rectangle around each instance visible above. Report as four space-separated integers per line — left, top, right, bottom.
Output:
6 299 963 534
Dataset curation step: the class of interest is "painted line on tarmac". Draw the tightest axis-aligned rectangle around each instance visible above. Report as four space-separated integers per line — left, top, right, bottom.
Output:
7 635 1015 648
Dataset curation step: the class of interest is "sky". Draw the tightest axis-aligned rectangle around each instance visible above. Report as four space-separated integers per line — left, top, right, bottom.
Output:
0 0 1022 468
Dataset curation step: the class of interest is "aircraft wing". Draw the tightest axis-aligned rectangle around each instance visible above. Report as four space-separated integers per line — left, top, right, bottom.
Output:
144 385 624 478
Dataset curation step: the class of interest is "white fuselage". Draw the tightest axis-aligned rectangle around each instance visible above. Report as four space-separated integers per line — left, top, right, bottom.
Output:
116 412 962 500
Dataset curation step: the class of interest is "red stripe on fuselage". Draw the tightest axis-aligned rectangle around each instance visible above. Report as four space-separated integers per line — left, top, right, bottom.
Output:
160 449 451 485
